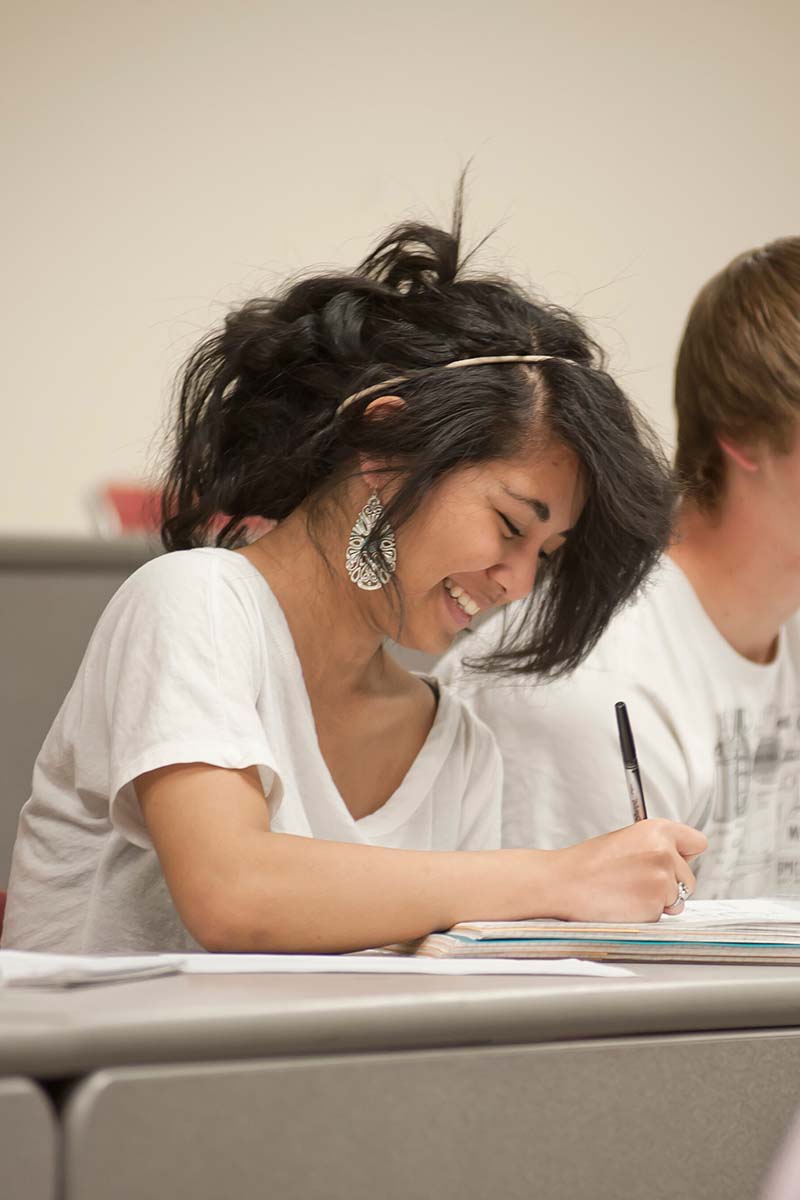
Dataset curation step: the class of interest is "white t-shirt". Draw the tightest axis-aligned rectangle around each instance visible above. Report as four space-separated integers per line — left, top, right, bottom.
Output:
438 557 800 898
2 549 501 954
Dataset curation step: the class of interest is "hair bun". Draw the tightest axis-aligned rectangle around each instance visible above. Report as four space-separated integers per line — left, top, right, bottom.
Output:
359 221 461 294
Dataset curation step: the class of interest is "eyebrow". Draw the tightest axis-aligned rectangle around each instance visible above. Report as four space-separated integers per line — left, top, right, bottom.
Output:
502 486 551 523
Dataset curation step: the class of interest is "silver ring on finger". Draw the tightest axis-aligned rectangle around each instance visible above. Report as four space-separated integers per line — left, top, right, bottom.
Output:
672 880 690 907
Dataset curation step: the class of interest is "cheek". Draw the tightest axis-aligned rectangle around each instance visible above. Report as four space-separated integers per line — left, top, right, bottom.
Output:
435 523 502 572
396 525 500 590
392 478 507 567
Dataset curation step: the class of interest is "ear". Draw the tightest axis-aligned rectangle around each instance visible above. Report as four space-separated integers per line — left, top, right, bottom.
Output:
718 436 759 474
364 394 405 419
358 395 406 492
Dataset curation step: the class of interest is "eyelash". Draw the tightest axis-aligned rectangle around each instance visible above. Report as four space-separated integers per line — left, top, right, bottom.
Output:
499 512 556 561
499 513 523 538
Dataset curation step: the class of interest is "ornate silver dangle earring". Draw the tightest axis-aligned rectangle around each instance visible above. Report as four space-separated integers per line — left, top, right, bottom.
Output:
345 493 397 590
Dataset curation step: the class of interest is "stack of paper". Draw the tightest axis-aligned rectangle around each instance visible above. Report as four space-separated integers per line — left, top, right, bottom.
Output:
415 899 800 965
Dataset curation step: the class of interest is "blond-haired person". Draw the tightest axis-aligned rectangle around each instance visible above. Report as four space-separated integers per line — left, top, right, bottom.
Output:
441 238 800 898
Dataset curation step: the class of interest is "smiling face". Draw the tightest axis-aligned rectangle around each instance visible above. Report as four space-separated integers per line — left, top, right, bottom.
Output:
374 438 585 655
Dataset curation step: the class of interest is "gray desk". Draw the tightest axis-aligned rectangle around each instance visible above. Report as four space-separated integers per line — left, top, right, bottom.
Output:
3 964 800 1199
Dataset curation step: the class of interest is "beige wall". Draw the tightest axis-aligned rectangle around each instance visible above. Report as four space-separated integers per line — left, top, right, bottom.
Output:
2 0 798 533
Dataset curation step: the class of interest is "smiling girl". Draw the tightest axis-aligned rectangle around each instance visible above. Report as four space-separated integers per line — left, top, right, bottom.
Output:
2 203 706 955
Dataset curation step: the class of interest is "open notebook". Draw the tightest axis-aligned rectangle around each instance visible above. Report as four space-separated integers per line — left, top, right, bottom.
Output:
413 899 800 965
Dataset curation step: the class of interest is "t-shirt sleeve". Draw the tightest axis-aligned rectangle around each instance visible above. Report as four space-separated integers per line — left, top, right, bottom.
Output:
91 554 282 848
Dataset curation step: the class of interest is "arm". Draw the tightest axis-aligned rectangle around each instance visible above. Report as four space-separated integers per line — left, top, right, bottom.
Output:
136 762 707 952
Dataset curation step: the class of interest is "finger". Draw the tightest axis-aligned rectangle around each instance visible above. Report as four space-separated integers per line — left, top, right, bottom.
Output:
671 822 709 859
663 861 696 915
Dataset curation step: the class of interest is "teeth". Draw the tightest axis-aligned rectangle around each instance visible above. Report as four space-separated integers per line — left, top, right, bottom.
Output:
444 579 480 617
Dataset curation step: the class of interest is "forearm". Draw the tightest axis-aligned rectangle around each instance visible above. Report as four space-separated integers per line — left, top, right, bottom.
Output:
142 766 706 952
201 834 550 954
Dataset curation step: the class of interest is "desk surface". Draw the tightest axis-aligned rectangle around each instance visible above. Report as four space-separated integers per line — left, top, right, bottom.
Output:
4 961 800 1079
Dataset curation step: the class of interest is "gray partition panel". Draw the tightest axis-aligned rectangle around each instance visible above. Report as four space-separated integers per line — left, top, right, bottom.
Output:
0 1076 57 1200
64 1030 800 1200
0 536 158 883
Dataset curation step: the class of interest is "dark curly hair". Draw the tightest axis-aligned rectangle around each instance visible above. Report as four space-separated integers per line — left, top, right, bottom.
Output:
161 188 675 678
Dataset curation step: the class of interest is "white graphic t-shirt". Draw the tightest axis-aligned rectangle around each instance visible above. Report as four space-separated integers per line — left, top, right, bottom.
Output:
2 549 501 954
438 557 800 899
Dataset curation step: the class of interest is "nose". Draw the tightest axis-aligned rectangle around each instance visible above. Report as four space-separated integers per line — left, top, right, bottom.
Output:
488 541 539 605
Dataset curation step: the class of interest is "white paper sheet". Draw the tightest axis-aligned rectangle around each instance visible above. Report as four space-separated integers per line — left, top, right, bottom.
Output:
0 948 632 987
179 953 633 978
0 950 185 988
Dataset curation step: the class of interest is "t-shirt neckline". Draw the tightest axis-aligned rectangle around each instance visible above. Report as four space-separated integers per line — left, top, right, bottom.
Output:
207 547 459 834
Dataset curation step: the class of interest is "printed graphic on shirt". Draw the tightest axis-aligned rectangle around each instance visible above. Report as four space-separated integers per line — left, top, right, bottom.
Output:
697 705 800 897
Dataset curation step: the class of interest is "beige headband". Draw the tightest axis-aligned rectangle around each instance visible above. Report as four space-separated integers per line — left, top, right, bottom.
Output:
335 353 576 417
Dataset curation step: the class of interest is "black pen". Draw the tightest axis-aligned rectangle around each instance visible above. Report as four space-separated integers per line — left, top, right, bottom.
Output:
615 701 648 822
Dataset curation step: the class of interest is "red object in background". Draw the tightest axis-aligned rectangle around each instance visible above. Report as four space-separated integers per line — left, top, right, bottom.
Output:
90 482 276 541
91 483 163 536
0 889 6 939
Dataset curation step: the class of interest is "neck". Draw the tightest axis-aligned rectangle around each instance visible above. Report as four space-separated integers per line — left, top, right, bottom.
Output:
669 498 800 664
240 501 391 700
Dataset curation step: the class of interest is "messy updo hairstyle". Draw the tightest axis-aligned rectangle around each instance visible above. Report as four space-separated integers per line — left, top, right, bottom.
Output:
161 188 674 678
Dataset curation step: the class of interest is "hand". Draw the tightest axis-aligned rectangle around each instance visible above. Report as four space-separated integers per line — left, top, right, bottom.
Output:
545 818 709 924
